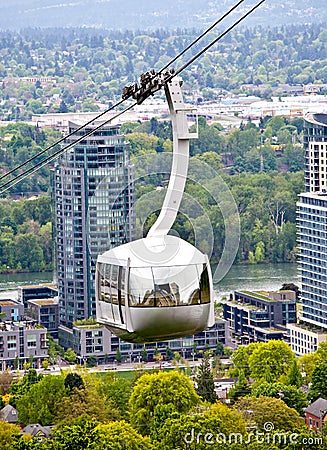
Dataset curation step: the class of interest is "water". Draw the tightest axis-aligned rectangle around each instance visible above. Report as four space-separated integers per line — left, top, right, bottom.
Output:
0 264 299 300
214 263 299 300
0 272 54 297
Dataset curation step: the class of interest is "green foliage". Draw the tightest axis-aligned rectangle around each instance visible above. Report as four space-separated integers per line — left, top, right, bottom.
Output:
15 374 66 425
195 352 216 403
129 371 200 435
248 340 296 383
50 415 100 449
64 373 85 392
55 387 114 423
96 421 153 450
285 360 303 388
10 369 43 407
0 422 22 450
64 348 77 364
95 371 133 420
228 371 251 404
236 396 304 432
153 402 247 450
230 343 260 378
251 381 308 415
308 361 327 402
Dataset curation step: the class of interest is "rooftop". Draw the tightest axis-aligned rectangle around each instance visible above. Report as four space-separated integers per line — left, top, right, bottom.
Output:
236 290 296 303
0 300 20 306
305 398 327 418
28 299 58 306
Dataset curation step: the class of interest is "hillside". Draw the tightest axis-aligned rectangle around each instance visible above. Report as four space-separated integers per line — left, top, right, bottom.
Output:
1 0 326 30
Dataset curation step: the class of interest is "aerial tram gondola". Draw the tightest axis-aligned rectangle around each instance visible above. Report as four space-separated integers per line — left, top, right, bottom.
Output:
95 74 215 343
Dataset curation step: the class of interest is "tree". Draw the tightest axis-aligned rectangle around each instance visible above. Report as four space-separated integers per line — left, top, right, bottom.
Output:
236 396 304 432
308 361 327 402
64 348 77 364
129 371 200 435
248 340 296 382
95 371 133 420
251 381 308 415
0 371 13 395
230 343 260 378
96 421 153 450
195 352 216 403
141 348 148 362
64 373 85 392
286 360 303 388
0 422 22 450
115 349 122 363
153 402 247 450
228 371 251 404
49 415 100 449
15 374 66 425
55 387 114 423
10 369 42 407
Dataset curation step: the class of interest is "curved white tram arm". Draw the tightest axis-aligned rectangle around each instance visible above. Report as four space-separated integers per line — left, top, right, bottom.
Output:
147 77 198 238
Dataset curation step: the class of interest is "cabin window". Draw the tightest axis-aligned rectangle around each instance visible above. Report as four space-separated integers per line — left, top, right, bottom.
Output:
98 263 126 307
128 263 210 307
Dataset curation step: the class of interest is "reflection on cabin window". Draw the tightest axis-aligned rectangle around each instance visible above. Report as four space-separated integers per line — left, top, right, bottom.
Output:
98 263 126 306
128 263 210 307
98 262 210 308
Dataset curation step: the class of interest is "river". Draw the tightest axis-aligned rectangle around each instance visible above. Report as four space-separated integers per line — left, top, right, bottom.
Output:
0 271 54 298
214 263 300 299
0 264 299 299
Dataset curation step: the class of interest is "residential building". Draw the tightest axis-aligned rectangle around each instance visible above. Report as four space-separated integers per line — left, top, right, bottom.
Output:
0 299 24 322
53 121 135 346
21 424 53 441
293 112 327 355
0 405 18 424
222 290 296 344
287 322 327 356
0 321 48 370
18 284 58 309
297 190 327 330
27 298 59 339
58 319 228 365
305 398 327 432
303 113 327 193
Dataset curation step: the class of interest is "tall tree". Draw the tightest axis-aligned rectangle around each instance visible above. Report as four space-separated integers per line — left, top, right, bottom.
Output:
308 362 327 402
195 352 216 403
129 371 200 435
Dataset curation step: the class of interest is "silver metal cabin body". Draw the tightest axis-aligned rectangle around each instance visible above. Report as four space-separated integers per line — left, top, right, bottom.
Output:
96 78 215 343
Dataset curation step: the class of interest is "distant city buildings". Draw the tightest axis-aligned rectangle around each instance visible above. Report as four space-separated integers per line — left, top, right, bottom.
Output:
222 290 296 344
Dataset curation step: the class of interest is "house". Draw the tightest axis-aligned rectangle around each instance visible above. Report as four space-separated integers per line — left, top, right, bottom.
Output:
0 404 18 423
305 398 327 431
21 424 53 441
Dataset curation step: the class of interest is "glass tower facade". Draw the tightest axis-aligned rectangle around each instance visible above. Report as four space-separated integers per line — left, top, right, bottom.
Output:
298 113 327 329
54 121 135 328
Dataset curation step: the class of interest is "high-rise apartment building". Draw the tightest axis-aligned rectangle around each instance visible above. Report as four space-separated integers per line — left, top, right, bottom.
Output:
53 121 135 330
290 113 327 355
304 113 327 193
